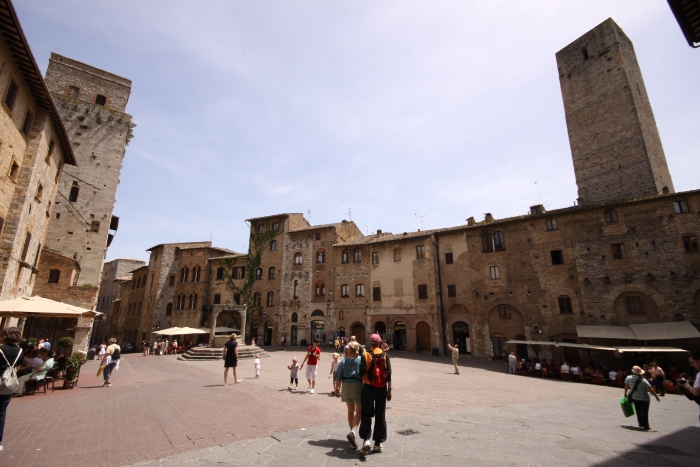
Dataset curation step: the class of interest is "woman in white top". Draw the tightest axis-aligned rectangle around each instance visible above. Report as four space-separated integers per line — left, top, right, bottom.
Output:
98 342 106 360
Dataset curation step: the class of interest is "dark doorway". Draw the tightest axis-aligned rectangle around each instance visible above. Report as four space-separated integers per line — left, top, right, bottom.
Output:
562 338 579 364
393 321 407 351
291 325 298 346
374 321 386 340
515 334 528 359
452 321 470 354
264 322 272 346
491 333 507 359
351 323 365 345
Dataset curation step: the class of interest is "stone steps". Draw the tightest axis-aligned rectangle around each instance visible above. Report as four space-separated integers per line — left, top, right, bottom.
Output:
178 345 269 361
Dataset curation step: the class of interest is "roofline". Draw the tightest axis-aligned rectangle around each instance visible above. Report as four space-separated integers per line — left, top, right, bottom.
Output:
146 241 211 252
245 213 302 222
0 0 76 165
41 247 81 269
128 265 149 274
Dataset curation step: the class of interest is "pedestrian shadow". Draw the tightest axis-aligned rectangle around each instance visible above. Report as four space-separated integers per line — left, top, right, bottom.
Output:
80 385 109 389
202 384 225 387
620 425 656 432
306 439 359 460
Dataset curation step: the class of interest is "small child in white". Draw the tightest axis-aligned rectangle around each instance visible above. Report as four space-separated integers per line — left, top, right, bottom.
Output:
254 354 260 379
329 352 340 396
288 357 299 390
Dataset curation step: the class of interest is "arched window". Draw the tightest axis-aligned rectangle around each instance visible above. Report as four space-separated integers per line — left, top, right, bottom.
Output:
267 291 274 306
494 231 505 251
316 250 326 263
482 233 494 253
341 284 350 298
188 294 194 309
193 267 200 282
293 280 299 299
311 310 324 317
193 294 198 309
253 292 262 307
294 252 303 265
356 283 365 297
165 303 173 316
291 312 298 323
48 269 60 284
268 267 276 279
176 295 181 310
270 240 278 251
184 267 190 282
315 282 325 297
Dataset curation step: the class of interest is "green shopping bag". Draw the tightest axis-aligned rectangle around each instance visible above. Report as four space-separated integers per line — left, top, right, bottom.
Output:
620 397 635 418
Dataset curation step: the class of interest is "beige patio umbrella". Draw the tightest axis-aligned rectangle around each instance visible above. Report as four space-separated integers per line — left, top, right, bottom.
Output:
0 295 101 318
198 326 239 334
153 327 183 335
173 326 208 335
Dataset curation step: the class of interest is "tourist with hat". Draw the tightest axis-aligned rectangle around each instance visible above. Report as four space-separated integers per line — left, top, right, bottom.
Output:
223 333 241 386
358 333 392 458
624 365 660 431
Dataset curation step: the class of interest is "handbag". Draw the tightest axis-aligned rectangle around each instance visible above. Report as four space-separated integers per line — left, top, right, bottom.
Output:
620 397 635 417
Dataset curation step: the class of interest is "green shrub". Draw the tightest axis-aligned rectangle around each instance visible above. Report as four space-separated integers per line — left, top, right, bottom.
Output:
57 336 74 349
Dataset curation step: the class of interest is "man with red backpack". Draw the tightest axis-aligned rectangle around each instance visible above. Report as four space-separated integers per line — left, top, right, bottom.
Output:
358 334 392 457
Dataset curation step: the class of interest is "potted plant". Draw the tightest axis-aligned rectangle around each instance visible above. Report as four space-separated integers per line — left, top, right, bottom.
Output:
57 336 74 355
63 352 87 389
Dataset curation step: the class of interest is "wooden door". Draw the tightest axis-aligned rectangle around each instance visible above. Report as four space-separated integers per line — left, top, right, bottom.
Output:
416 321 431 352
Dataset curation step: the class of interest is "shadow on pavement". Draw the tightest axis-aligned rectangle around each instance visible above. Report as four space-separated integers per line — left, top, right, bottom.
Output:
306 439 359 460
596 426 699 466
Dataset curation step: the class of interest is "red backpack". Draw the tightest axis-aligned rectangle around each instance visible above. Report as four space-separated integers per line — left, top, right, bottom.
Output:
367 351 387 388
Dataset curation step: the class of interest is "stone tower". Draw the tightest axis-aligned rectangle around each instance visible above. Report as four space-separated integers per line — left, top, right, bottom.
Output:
556 18 674 205
42 54 134 286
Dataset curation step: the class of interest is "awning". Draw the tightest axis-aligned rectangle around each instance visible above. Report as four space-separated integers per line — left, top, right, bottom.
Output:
154 326 207 335
0 296 102 318
199 326 240 334
615 347 689 353
506 340 690 353
153 327 182 335
575 325 636 340
629 321 700 340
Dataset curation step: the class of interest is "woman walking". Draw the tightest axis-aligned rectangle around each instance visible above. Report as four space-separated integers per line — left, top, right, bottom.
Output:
624 365 660 431
336 341 363 449
223 333 241 386
0 327 23 451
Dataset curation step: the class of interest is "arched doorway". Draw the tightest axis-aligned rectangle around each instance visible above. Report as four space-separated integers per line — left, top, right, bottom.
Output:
374 321 386 340
264 321 273 346
416 321 431 352
250 322 258 346
393 321 407 351
452 321 470 353
351 323 365 345
291 325 298 346
311 320 324 344
514 333 528 360
491 333 507 359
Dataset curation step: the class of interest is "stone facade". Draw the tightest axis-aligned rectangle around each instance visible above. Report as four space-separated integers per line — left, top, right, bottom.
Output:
557 18 674 205
42 53 133 287
0 1 74 328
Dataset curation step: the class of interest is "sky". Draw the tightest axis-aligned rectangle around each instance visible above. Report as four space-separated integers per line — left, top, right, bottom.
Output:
14 1 699 262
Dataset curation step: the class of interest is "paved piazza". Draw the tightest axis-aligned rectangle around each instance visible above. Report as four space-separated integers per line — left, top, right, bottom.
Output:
3 349 698 467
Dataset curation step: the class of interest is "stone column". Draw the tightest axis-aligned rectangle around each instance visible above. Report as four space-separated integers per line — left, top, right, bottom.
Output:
209 307 221 346
239 305 247 344
73 317 93 354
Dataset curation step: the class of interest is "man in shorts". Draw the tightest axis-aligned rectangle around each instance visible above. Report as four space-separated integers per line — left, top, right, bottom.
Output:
299 339 321 393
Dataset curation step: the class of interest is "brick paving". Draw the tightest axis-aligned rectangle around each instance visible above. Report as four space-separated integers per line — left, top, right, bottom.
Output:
0 347 666 467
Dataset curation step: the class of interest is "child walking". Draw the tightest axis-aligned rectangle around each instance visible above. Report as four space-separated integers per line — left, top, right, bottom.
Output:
254 354 260 379
288 357 299 390
329 352 340 396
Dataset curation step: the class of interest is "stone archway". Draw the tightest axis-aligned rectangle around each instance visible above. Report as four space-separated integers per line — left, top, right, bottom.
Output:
486 300 525 359
612 291 660 324
351 322 366 345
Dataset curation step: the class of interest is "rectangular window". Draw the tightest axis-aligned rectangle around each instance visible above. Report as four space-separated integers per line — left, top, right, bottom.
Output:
489 266 500 280
546 219 558 231
272 222 279 230
342 251 349 264
270 240 278 251
169 275 175 286
20 232 31 261
683 235 699 253
21 111 32 136
341 284 349 298
90 220 100 232
551 250 564 265
558 297 573 314
294 253 302 265
0 217 4 235
9 160 19 180
338 310 344 320
498 304 511 320
611 243 626 259
68 186 79 202
216 267 224 280
354 249 362 263
604 210 619 223
371 251 379 265
626 296 643 315
417 284 428 299
447 284 456 298
45 140 55 164
233 293 241 305
394 248 401 262
444 252 454 264
416 245 425 260
315 232 321 240
35 184 43 201
673 200 690 214
372 287 381 301
356 284 365 297
233 267 245 279
4 80 18 111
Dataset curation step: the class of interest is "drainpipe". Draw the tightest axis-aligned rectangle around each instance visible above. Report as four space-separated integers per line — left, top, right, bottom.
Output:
430 233 448 355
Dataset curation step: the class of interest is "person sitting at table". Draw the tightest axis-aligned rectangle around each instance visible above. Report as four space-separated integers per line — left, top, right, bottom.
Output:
19 348 42 376
14 348 54 395
53 351 67 378
667 367 679 383
584 364 594 382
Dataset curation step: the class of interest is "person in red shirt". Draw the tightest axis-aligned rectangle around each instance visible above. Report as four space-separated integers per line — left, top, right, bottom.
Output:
299 339 321 394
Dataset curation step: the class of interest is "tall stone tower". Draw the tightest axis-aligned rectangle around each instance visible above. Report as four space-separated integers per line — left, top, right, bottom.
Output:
556 18 674 205
42 54 134 286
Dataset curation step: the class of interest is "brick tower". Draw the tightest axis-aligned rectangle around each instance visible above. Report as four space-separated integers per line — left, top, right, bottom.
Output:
42 54 134 286
556 18 674 205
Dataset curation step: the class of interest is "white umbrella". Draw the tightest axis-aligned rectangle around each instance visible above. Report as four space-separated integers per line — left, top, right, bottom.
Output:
153 327 182 335
0 295 101 318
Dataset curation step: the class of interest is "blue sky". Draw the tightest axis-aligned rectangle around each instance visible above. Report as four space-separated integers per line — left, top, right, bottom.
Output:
16 1 699 262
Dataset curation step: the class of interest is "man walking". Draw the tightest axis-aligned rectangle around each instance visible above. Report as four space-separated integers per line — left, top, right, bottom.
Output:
359 334 392 458
299 339 321 393
651 363 666 396
447 342 460 375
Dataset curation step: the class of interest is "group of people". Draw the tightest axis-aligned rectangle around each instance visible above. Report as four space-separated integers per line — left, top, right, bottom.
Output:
142 339 179 356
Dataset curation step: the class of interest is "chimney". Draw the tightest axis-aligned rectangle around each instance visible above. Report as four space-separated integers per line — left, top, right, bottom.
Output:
530 205 545 215
466 217 475 226
376 229 382 237
484 213 494 222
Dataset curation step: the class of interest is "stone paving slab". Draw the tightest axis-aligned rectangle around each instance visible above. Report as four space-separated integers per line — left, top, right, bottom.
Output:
124 397 700 467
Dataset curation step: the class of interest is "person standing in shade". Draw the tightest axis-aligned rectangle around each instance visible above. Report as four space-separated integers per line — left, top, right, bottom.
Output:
447 343 460 375
508 352 517 374
624 365 660 431
299 339 321 394
560 362 570 381
0 327 23 451
102 338 121 387
223 333 241 385
358 334 392 457
650 363 666 396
